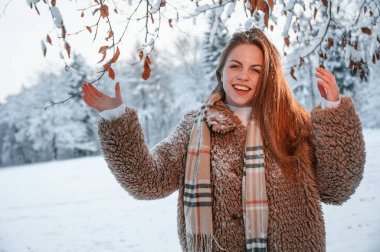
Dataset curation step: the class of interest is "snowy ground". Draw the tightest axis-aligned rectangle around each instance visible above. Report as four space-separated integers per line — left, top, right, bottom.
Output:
1 129 379 252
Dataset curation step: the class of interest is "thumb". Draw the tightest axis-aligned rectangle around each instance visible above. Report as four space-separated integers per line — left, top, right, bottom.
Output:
115 82 122 100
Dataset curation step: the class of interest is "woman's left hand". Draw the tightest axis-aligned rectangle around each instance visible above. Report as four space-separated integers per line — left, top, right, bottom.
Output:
315 67 340 102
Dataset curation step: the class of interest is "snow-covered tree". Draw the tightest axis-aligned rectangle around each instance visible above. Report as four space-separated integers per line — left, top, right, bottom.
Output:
0 55 100 167
202 9 230 90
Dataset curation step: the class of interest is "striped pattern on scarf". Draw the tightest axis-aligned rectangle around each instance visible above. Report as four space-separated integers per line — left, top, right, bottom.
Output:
183 92 268 251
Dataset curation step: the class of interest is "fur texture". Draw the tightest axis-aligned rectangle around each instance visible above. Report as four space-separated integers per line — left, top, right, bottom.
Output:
97 96 365 252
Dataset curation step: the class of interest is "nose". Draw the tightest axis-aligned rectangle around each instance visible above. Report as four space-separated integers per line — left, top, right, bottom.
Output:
237 69 250 81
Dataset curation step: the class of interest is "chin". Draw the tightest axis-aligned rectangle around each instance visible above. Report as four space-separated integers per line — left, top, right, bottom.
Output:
229 97 253 107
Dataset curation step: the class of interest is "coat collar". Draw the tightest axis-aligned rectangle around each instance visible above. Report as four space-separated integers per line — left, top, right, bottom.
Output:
204 99 242 134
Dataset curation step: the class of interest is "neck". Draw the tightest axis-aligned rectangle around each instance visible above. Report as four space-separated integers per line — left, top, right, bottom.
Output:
226 103 253 127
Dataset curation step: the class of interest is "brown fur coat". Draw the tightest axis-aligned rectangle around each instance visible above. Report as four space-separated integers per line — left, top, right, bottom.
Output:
97 96 365 251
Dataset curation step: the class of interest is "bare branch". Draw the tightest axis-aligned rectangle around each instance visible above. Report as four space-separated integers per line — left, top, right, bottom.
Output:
0 0 13 19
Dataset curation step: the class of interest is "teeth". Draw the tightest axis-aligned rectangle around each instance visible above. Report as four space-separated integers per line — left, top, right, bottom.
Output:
233 85 250 91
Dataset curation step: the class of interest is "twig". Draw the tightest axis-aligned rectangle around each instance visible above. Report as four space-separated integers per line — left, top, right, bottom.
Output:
0 0 13 18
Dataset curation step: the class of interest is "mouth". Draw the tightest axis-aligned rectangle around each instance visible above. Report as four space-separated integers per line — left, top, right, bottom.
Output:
232 84 252 94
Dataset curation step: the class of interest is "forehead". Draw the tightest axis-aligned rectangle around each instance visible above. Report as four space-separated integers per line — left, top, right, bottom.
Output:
226 44 263 65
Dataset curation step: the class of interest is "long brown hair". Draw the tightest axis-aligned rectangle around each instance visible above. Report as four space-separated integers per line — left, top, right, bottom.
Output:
212 28 311 180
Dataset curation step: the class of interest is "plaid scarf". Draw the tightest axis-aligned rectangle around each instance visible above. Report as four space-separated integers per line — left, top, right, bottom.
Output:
183 92 268 252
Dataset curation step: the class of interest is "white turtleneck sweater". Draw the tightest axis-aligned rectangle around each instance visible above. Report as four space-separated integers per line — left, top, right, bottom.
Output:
225 104 252 127
99 97 341 127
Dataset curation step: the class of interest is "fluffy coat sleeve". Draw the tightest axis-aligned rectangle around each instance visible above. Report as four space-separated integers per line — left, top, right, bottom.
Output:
97 106 196 200
310 96 366 205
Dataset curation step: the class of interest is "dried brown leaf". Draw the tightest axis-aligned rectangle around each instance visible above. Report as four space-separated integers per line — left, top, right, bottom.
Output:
298 57 304 68
98 45 109 53
145 55 151 65
327 38 334 48
98 52 106 63
46 35 52 45
65 42 71 58
257 0 269 27
268 0 274 10
100 4 109 18
284 36 290 47
62 26 67 39
361 27 372 35
250 0 258 12
108 67 115 80
111 47 120 63
290 67 297 80
142 61 151 80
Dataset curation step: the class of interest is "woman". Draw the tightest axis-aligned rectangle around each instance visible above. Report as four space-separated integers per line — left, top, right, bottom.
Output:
82 28 365 251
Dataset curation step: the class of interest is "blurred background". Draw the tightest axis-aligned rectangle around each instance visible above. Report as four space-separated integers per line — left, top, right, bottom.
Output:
0 0 379 251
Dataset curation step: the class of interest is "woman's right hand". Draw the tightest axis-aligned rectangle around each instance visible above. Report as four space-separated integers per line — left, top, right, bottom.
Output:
82 82 123 112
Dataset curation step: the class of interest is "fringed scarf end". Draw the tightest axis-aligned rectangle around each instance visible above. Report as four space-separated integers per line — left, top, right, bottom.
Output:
185 233 227 252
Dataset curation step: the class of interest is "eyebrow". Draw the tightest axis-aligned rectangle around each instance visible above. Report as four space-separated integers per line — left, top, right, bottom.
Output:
229 60 262 68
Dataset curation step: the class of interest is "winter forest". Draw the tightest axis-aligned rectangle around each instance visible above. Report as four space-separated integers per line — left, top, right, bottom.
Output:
1 0 380 168
1 0 380 251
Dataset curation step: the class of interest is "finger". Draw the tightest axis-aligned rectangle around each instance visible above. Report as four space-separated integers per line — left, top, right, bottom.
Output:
82 94 95 107
83 84 100 101
83 93 97 105
83 95 101 111
318 67 335 81
316 67 335 84
317 80 328 99
317 69 340 93
88 83 104 98
115 82 122 100
315 72 333 87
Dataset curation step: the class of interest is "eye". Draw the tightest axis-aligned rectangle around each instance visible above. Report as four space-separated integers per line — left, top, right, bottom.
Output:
230 65 239 68
251 68 261 74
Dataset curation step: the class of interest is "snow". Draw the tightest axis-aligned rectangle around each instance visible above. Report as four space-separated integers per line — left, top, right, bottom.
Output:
220 2 235 22
0 129 379 251
25 0 40 8
0 157 180 252
149 0 162 14
51 6 63 28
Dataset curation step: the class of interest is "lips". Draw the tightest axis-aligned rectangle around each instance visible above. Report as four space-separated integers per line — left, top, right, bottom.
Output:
232 84 252 96
232 84 252 91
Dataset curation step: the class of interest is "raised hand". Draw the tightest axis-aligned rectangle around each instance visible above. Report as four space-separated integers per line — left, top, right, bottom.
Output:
315 67 340 102
82 82 123 112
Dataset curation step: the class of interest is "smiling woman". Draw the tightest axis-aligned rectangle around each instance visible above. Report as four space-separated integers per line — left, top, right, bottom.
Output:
221 43 263 107
84 27 366 252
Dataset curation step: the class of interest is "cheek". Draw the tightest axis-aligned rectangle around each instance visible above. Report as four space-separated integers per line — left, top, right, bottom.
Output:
221 70 231 91
222 69 232 84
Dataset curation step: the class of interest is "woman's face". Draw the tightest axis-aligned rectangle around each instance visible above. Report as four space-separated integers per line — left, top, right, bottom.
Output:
221 43 264 107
